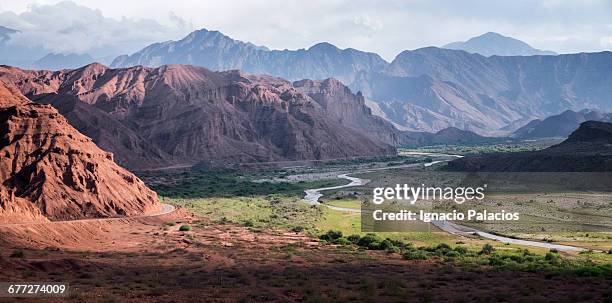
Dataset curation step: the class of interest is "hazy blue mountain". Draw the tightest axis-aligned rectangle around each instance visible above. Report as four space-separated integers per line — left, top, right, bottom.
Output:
512 109 612 139
0 25 18 42
443 32 556 56
352 47 612 135
0 25 47 67
110 28 388 84
84 28 612 136
33 53 96 70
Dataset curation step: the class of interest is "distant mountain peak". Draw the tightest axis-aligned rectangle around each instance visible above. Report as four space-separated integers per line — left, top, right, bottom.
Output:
110 28 387 83
443 32 556 56
33 52 96 70
308 42 339 52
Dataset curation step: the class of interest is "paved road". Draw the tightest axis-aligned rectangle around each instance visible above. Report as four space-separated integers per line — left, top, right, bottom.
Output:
0 203 176 228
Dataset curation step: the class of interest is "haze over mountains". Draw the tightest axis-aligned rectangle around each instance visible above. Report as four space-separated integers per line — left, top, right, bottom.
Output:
3 26 612 139
108 29 612 135
442 32 556 56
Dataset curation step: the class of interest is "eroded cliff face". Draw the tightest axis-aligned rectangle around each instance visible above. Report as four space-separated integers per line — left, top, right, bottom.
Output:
1 64 395 169
293 78 404 146
0 81 159 223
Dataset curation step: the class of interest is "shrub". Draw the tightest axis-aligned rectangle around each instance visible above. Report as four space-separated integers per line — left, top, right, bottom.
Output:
444 250 460 260
9 249 24 258
333 237 352 246
291 226 304 233
179 224 191 232
243 219 255 227
347 234 361 244
453 246 468 255
379 239 395 251
387 246 401 254
435 243 451 250
480 243 495 255
320 230 343 241
403 249 428 260
357 233 383 249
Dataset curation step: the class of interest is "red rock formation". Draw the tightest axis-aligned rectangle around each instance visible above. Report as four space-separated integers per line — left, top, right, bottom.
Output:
0 81 159 223
0 64 395 169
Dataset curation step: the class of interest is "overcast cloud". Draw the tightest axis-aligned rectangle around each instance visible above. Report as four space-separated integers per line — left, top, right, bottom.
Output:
0 0 610 60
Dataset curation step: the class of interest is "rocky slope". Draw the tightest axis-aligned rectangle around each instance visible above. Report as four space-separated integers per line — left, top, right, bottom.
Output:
443 32 556 56
512 109 612 139
0 64 395 170
111 29 387 84
354 48 612 134
0 81 159 223
447 121 612 172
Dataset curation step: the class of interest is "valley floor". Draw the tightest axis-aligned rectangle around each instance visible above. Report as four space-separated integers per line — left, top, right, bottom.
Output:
1 209 611 303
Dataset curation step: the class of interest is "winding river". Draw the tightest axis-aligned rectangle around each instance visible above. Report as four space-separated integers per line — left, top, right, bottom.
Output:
303 157 586 252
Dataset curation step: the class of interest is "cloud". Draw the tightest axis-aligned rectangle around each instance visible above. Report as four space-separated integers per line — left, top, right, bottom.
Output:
601 36 612 48
0 0 610 61
0 1 191 57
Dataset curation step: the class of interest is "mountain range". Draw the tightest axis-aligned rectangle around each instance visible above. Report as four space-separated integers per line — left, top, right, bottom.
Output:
512 109 612 139
352 48 612 135
111 29 388 85
109 29 612 135
3 27 611 141
0 64 401 169
443 32 556 56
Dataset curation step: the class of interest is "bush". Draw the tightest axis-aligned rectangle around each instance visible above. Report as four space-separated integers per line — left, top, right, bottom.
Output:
480 243 495 255
9 249 24 258
544 252 561 264
435 243 451 250
333 237 352 246
453 246 469 255
243 219 255 227
379 239 395 251
179 224 191 232
444 250 460 259
357 233 383 249
291 226 304 233
347 234 361 244
403 249 428 260
320 230 343 241
387 246 401 254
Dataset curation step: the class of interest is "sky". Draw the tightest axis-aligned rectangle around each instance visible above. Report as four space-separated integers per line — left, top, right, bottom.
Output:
0 0 611 60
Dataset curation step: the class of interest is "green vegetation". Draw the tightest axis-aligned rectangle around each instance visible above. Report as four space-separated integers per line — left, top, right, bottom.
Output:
400 138 563 156
318 230 612 276
325 155 424 166
142 164 611 277
178 224 191 232
171 195 324 233
138 169 346 199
